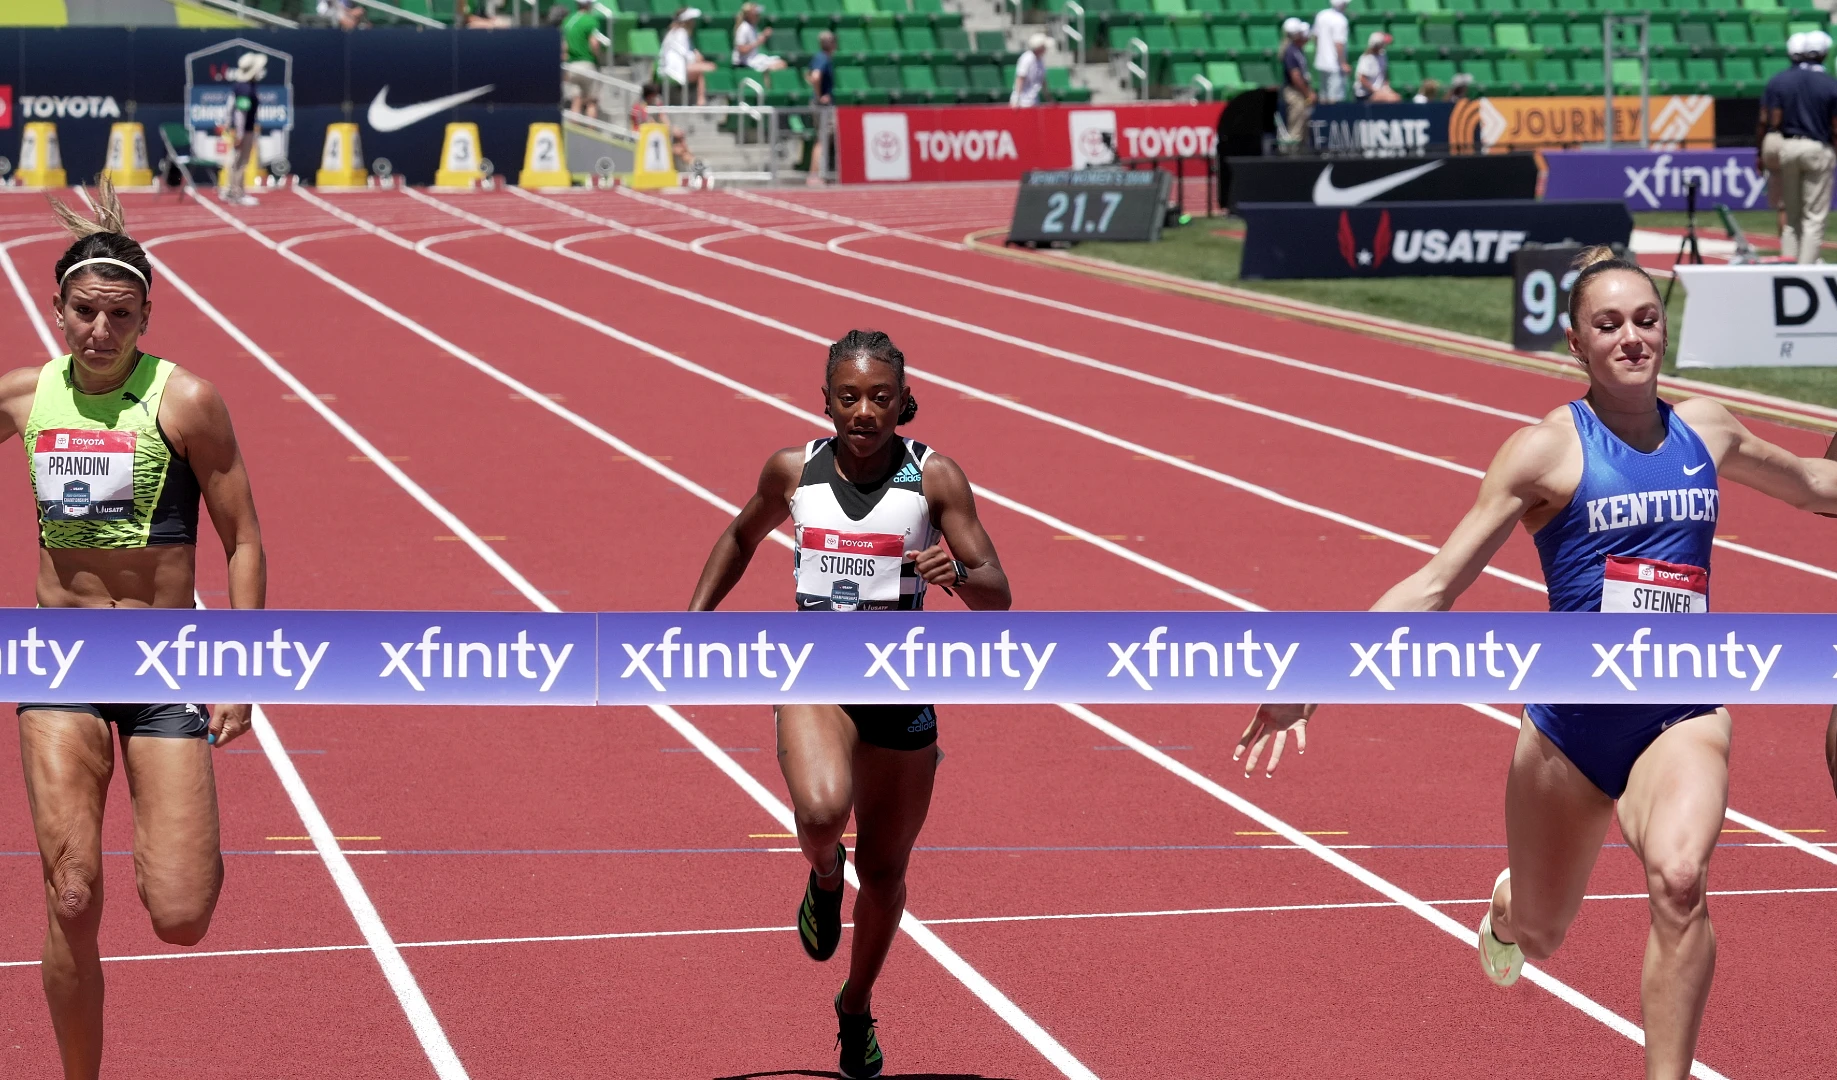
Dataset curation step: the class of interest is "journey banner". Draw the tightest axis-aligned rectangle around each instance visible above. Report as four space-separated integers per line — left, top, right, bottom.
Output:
9 610 1837 707
1450 95 1716 153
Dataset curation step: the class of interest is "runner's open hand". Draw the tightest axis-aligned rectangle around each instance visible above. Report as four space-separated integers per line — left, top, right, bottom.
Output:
210 703 253 748
912 542 961 587
1237 703 1315 777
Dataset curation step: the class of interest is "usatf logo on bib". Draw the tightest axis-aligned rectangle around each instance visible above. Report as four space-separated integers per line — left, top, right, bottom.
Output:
34 428 136 522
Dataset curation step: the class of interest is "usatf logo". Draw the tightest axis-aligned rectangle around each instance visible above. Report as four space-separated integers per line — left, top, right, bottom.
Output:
1337 210 1392 269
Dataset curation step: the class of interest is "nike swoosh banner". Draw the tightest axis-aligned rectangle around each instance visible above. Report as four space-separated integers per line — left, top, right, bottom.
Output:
15 610 1837 706
1223 154 1538 211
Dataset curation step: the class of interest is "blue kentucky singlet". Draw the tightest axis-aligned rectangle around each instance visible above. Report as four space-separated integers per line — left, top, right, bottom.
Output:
1532 399 1718 614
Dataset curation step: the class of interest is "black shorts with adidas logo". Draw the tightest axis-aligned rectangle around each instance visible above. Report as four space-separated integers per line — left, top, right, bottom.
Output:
842 704 937 751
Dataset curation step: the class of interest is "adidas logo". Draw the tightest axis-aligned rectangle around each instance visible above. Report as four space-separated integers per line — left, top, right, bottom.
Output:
893 462 923 484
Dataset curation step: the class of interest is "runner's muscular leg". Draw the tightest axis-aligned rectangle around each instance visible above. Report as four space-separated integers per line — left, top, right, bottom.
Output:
19 709 115 1080
1491 716 1616 959
1617 710 1730 1080
840 740 937 1015
776 704 857 886
122 734 221 946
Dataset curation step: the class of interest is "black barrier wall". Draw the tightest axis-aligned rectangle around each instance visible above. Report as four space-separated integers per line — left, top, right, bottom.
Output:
1237 199 1633 280
1224 153 1540 211
0 27 560 185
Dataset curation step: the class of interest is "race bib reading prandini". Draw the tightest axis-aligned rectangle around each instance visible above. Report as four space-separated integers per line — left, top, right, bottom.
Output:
34 429 135 521
1601 555 1708 614
795 527 906 611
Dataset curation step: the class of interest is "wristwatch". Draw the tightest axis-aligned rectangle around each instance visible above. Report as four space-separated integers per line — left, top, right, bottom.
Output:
950 559 968 589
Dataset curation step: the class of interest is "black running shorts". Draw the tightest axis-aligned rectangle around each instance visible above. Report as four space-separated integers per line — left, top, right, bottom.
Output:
841 704 938 752
18 702 210 739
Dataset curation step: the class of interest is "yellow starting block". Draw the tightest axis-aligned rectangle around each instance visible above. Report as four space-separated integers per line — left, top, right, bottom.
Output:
103 123 153 187
629 122 678 190
517 123 570 189
16 122 67 188
316 122 367 188
433 122 485 188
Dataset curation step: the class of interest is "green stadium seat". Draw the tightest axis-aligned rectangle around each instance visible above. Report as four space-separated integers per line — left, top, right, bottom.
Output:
867 62 902 88
694 27 727 55
1493 22 1531 49
1532 55 1569 88
1389 21 1424 48
1423 19 1458 47
903 24 939 51
1457 22 1492 49
1247 23 1280 48
899 62 938 98
1444 0 1477 12
1724 54 1760 88
1142 21 1178 48
1683 55 1719 88
968 57 1005 92
843 0 877 13
869 25 902 51
1116 0 1150 13
1760 54 1790 77
1531 22 1566 49
1240 57 1278 83
937 26 970 50
1390 58 1424 87
1517 0 1553 11
1406 0 1440 12
1677 19 1713 47
835 63 871 100
1650 56 1685 88
1495 54 1531 86
1752 18 1789 44
1176 21 1209 48
800 26 826 50
974 29 1007 51
1463 57 1498 79
873 0 905 10
933 62 970 98
704 66 737 94
1609 56 1642 88
1206 58 1246 86
626 27 661 56
1478 0 1514 12
1170 59 1205 85
1595 0 1633 11
1153 0 1186 13
1424 56 1457 81
1188 0 1223 14
837 26 870 52
1567 21 1604 53
1713 22 1753 47
1742 0 1780 8
1211 23 1248 49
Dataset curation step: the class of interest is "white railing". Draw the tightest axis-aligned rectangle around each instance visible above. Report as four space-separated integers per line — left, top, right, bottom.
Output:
183 0 299 28
1602 12 1651 149
648 102 783 184
1127 38 1150 100
350 0 445 28
565 110 639 143
1190 72 1213 102
1003 0 1022 25
1058 0 1087 67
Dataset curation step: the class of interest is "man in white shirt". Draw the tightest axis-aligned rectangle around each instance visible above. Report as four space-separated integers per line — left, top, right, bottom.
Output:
1012 34 1050 106
1311 0 1351 104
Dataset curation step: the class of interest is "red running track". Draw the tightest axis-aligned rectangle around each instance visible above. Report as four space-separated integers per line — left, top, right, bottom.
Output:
0 183 1829 1078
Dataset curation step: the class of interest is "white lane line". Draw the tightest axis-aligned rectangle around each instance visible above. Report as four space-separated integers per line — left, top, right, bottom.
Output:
9 882 1835 971
175 190 1100 1080
408 187 1547 594
717 191 1837 586
241 198 1713 1070
3 222 469 1079
1057 702 1729 1080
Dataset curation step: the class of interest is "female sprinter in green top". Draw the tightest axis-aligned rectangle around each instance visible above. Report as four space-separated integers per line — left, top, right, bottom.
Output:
689 330 1009 1079
3 180 265 1079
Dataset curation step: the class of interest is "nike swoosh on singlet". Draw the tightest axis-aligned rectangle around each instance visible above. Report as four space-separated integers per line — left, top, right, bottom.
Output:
1683 463 1708 476
1311 160 1446 206
366 85 497 133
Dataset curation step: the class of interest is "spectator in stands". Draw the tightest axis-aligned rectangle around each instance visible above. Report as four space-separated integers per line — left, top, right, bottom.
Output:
808 30 837 186
1412 77 1440 105
632 82 695 170
1310 0 1351 104
733 4 788 83
1760 33 1811 243
563 0 610 120
1447 71 1473 101
1763 29 1837 262
1354 31 1400 103
661 8 718 106
316 0 367 30
1279 19 1314 154
1012 34 1050 107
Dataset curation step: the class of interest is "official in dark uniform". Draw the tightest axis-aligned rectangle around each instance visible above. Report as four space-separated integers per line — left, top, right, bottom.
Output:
1759 30 1837 262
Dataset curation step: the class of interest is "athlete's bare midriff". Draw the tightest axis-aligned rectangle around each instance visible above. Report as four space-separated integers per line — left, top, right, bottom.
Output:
36 545 197 608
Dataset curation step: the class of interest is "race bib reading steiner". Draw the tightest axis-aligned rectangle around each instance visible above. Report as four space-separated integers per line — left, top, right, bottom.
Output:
1601 555 1708 614
796 527 906 611
34 429 135 521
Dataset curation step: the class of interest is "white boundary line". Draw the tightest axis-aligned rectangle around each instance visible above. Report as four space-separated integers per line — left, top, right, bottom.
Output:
0 227 470 1080
186 196 1731 1073
168 190 1101 1080
7 883 1835 972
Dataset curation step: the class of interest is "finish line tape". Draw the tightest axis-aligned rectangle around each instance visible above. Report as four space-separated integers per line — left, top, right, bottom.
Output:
3 609 1835 706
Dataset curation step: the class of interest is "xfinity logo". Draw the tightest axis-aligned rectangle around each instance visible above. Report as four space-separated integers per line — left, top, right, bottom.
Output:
1625 154 1765 210
1594 629 1780 691
138 626 327 692
1349 628 1539 692
1108 627 1296 692
17 95 120 120
867 626 1056 691
620 627 813 692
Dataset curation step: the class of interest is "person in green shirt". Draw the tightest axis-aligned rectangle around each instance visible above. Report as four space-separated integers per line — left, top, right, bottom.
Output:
563 0 610 118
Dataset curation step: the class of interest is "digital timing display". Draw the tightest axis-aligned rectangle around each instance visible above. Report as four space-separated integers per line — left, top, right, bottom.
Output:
1008 168 1172 246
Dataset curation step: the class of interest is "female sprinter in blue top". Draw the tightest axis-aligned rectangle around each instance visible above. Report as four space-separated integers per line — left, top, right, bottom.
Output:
1 181 265 1079
1244 246 1837 1079
689 330 1009 1079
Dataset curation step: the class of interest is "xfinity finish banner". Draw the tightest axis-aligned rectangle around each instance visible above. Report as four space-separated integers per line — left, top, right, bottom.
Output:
11 609 1837 706
1674 264 1837 368
1542 148 1773 211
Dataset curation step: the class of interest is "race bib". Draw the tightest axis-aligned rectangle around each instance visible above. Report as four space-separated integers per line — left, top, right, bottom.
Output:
1601 555 1708 614
34 429 136 521
796 527 905 611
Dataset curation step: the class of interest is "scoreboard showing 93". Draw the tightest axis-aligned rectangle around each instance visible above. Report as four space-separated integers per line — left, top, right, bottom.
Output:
1511 243 1584 352
1007 168 1173 246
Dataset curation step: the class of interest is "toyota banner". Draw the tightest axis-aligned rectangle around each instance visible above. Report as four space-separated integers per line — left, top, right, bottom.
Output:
839 103 1225 184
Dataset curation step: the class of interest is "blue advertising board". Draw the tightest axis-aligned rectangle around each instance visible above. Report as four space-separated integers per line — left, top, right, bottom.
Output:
10 608 1837 707
1541 148 1773 212
1237 199 1633 280
1304 102 1453 156
0 27 559 185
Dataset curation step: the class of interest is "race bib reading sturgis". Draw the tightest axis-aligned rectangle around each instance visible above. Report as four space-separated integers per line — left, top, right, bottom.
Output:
796 527 906 611
34 429 136 521
1601 554 1708 614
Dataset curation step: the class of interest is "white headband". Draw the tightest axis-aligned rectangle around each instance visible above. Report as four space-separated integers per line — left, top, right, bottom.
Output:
59 257 148 290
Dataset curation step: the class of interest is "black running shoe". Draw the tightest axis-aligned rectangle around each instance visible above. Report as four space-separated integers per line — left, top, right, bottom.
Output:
835 984 884 1079
798 842 845 962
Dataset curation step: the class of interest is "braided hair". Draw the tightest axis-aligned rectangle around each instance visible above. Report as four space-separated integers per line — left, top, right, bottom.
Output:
47 177 152 299
826 328 918 425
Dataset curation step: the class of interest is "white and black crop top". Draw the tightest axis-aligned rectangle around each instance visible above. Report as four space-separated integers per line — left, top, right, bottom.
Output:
789 437 937 611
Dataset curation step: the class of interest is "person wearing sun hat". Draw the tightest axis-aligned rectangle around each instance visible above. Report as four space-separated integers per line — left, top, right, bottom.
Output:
660 7 718 105
1762 27 1837 261
1280 18 1315 152
221 51 266 207
1355 30 1400 102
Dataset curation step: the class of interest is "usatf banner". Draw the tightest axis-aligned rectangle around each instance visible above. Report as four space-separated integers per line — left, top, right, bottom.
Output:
12 610 1837 707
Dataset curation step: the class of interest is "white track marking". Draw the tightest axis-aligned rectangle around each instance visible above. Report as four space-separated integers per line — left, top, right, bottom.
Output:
202 198 1728 1070
703 190 1837 587
400 188 1548 594
8 882 1834 971
3 224 470 1079
309 188 1837 888
171 191 1100 1080
1056 702 1729 1080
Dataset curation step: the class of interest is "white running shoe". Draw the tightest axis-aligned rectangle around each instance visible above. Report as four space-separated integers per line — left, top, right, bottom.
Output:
1477 867 1524 987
